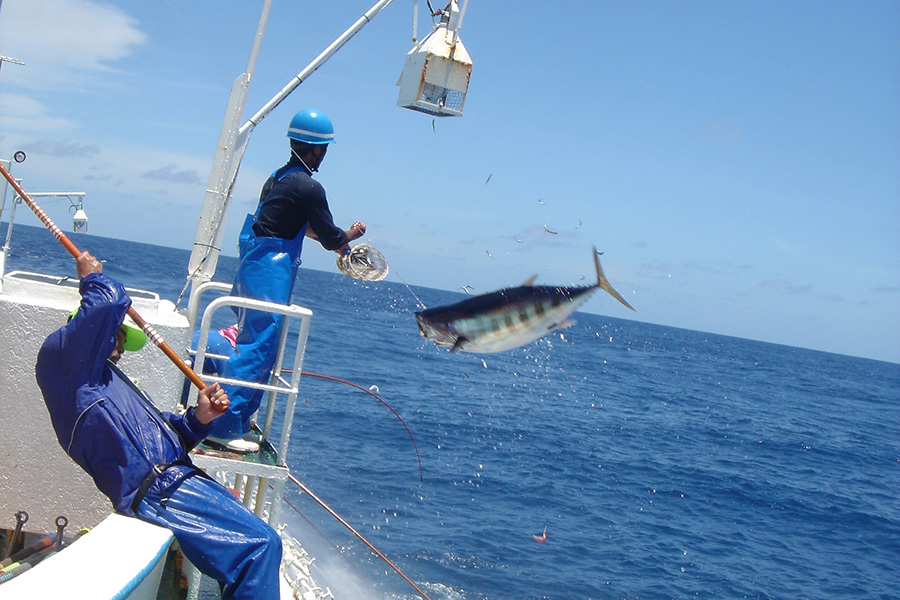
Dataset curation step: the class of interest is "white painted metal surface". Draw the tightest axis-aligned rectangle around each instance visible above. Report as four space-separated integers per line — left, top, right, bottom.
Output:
0 513 172 600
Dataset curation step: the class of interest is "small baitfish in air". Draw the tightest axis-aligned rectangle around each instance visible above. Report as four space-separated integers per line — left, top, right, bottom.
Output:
415 247 635 353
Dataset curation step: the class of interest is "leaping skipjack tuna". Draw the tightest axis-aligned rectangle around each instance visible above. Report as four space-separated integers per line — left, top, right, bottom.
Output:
415 247 635 353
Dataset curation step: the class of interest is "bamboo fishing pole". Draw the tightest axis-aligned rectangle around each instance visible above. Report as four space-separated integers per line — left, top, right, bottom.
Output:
287 473 432 600
0 162 207 391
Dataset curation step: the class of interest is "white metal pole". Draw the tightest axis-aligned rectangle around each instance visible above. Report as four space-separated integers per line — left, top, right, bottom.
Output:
0 153 25 226
454 0 469 44
2 193 19 257
186 0 273 291
242 0 397 134
244 0 272 76
0 159 8 225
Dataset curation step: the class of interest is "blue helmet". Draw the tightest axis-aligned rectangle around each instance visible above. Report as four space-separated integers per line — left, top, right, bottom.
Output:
287 109 334 144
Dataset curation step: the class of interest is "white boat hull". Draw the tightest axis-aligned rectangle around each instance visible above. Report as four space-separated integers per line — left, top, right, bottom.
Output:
0 514 171 600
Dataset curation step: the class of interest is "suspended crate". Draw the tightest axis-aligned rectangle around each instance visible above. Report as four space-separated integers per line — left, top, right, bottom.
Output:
397 1 472 117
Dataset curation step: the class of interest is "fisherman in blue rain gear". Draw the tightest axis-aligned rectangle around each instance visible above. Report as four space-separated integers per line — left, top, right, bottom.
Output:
35 251 282 600
206 108 366 453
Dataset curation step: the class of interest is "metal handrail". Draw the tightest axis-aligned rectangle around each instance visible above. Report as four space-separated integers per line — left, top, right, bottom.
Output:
187 279 312 445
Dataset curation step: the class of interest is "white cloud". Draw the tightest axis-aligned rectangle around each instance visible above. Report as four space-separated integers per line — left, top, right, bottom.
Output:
141 164 202 185
21 139 100 157
760 280 814 295
0 0 146 89
0 92 75 132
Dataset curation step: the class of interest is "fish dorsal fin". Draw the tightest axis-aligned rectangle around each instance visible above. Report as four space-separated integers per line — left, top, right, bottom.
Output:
522 275 538 287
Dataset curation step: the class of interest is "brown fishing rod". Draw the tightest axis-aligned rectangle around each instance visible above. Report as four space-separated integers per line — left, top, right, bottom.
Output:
286 473 432 600
0 162 206 391
0 535 52 570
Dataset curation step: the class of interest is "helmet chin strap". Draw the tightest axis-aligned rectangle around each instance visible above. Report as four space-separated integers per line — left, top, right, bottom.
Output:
291 147 318 173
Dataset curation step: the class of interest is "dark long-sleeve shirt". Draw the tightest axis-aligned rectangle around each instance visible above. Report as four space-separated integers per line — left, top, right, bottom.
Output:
251 158 348 250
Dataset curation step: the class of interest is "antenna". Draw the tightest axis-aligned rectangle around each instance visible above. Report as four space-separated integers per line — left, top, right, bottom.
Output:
0 54 25 78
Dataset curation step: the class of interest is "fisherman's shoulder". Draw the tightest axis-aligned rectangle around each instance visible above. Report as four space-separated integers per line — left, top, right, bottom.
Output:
275 169 324 200
277 165 317 185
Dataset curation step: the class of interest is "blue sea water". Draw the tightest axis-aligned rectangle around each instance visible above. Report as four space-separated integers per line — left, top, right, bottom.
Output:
4 223 899 599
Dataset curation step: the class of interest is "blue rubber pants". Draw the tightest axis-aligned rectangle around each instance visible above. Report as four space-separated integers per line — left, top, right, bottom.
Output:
209 222 304 440
136 473 282 600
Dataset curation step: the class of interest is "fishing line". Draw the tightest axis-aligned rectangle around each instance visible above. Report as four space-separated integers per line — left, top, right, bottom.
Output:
281 493 339 557
287 473 432 600
389 264 428 310
285 369 423 485
277 488 376 587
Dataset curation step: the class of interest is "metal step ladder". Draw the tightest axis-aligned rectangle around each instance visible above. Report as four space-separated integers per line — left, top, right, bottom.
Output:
180 281 313 599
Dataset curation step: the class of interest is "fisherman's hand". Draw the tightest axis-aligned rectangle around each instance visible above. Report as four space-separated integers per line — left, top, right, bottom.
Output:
195 383 229 423
76 251 103 279
347 221 366 241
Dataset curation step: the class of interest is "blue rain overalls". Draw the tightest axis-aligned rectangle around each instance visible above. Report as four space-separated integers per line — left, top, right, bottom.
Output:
36 272 281 600
209 166 307 439
136 473 282 600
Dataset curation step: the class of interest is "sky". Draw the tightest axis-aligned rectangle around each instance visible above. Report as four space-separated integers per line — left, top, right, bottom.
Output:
0 0 898 364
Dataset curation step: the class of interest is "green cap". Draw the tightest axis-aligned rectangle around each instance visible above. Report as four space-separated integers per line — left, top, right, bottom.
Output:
68 308 148 352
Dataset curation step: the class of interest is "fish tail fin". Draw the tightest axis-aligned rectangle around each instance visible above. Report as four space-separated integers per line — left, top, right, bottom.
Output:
593 246 635 311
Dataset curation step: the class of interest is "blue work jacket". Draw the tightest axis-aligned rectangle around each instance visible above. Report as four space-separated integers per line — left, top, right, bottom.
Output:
35 272 211 515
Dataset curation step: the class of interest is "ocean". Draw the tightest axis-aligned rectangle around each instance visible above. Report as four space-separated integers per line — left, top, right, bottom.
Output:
3 223 898 600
